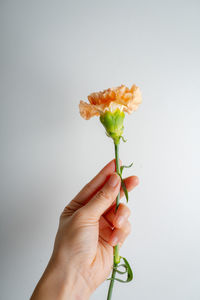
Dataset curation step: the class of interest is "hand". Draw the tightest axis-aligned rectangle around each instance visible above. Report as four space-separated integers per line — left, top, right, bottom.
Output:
31 160 139 300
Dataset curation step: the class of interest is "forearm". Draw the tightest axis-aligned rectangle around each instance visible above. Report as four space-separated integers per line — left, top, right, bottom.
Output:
30 257 91 300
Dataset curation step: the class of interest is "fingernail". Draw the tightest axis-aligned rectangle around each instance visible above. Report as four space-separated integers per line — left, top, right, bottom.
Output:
116 216 125 227
135 176 139 186
111 236 118 246
108 173 119 188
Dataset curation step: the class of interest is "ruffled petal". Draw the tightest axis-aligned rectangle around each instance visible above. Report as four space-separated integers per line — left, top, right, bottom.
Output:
122 85 142 114
88 89 115 106
79 101 100 120
79 84 142 119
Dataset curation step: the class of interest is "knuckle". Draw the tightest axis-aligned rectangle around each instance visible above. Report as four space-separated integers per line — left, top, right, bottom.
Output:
61 206 73 217
95 189 110 202
73 208 86 220
82 182 92 194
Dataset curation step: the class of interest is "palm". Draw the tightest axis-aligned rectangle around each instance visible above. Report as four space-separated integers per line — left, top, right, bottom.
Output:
79 215 114 290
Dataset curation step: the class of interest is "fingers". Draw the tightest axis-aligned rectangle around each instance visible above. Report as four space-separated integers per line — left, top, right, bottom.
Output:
99 216 113 243
65 159 138 218
109 220 131 246
66 160 119 214
101 201 133 247
80 173 121 220
104 203 131 228
103 175 139 225
99 204 132 245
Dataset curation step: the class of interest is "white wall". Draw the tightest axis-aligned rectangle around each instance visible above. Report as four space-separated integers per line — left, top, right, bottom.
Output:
1 0 200 299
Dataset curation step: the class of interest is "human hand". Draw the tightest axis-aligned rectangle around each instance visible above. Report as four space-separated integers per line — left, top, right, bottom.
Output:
31 160 139 300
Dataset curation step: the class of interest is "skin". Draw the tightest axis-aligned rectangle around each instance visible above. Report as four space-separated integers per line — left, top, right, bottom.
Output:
31 159 139 300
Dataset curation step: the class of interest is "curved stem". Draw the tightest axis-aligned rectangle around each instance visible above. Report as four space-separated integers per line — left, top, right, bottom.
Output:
107 143 121 300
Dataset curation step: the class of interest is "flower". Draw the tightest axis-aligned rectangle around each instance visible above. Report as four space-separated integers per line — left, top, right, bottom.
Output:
79 84 142 120
78 85 140 294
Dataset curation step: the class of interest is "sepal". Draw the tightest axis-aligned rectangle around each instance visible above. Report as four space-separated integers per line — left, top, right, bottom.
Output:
100 109 125 145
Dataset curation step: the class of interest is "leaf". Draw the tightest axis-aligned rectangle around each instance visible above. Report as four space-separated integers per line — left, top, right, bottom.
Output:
121 257 133 282
114 264 127 275
120 136 127 143
120 162 133 176
121 179 129 202
107 257 133 283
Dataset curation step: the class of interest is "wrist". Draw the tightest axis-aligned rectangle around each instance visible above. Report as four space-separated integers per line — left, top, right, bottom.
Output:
57 262 92 300
31 256 91 300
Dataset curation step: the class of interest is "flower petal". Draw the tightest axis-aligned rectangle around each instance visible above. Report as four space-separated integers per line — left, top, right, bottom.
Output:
80 84 142 119
122 85 142 114
79 101 100 120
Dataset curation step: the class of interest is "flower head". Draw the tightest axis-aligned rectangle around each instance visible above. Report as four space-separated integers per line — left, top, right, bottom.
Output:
79 84 142 144
79 84 142 120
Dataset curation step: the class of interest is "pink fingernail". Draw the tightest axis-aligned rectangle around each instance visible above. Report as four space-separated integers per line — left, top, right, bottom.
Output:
116 216 125 227
108 173 119 187
111 236 118 246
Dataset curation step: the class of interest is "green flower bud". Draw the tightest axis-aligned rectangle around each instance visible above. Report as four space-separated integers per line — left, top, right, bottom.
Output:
100 109 125 145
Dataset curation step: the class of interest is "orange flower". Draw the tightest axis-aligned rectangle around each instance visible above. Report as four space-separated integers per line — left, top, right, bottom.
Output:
79 84 142 120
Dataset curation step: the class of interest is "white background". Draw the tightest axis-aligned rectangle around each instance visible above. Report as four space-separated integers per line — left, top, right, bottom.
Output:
1 0 200 299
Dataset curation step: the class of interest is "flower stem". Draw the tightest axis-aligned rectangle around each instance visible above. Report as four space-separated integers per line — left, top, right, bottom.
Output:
114 143 120 210
106 260 117 300
107 143 121 300
114 143 120 264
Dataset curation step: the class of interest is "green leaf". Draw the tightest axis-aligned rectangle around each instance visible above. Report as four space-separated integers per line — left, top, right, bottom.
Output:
120 162 133 176
121 179 129 202
120 136 127 143
121 257 133 282
114 264 128 275
107 257 133 283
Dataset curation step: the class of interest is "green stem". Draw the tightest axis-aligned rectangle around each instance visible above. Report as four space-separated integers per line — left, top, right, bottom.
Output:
106 261 117 300
107 143 121 300
114 143 120 209
114 143 120 264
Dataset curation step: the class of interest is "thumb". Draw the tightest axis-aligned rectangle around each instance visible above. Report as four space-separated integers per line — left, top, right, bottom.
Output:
80 173 121 220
